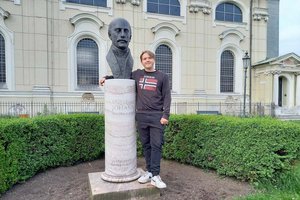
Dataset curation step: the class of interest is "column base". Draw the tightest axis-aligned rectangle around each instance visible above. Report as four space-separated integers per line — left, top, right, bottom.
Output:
89 169 160 200
101 169 141 183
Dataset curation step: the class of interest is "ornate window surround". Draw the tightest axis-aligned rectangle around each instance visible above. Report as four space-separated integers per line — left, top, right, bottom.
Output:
213 1 249 30
143 0 187 24
0 7 15 91
59 0 113 16
67 13 107 92
150 22 181 93
216 29 245 94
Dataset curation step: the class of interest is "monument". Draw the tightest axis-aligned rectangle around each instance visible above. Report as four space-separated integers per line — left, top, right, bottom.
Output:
88 18 159 200
101 17 140 182
101 79 140 182
105 18 133 79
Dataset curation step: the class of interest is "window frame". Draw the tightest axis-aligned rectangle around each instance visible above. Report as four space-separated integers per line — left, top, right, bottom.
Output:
155 44 173 90
147 0 181 16
65 0 107 7
220 50 235 93
143 0 187 24
0 9 15 91
0 33 6 88
76 38 100 90
213 1 248 29
68 13 107 92
60 0 113 15
215 2 242 23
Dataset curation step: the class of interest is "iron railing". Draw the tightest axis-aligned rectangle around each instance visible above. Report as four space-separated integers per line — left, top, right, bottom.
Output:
0 101 274 117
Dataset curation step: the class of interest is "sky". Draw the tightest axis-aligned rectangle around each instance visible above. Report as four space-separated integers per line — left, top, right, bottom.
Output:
279 0 300 56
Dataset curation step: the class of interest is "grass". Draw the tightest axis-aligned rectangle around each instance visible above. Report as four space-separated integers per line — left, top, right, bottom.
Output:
237 161 300 200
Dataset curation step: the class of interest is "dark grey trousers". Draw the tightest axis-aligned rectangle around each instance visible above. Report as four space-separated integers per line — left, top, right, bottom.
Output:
136 115 164 176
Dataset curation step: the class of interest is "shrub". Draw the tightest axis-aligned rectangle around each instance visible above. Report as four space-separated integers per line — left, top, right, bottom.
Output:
163 115 300 182
1 114 300 195
0 114 104 194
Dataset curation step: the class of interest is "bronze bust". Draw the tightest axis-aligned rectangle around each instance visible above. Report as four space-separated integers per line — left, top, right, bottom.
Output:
106 18 133 79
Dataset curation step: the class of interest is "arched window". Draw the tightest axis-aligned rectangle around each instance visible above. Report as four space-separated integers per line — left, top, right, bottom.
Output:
216 2 242 22
0 33 6 88
147 0 180 16
220 50 234 93
66 0 107 7
155 44 172 89
77 38 99 89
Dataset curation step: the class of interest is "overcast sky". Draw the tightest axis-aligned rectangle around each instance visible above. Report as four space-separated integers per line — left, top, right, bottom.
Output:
279 0 300 56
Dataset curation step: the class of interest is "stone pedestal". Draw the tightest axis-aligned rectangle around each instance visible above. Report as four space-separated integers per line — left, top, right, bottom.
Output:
101 79 140 182
89 170 160 200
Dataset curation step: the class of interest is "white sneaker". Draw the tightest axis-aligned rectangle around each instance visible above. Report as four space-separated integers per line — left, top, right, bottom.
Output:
138 171 152 183
151 175 167 189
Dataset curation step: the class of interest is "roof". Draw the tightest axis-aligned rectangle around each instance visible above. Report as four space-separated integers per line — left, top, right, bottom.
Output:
252 52 300 67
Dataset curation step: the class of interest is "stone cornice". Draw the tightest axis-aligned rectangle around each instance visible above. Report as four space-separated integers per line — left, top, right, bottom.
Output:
219 29 245 41
253 7 269 22
70 13 104 29
151 22 180 36
116 0 140 6
189 0 212 14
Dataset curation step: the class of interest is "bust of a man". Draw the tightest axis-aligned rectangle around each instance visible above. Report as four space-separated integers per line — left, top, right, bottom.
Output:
106 18 133 79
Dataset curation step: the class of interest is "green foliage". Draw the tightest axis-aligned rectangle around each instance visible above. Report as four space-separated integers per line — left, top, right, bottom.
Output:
163 115 300 182
1 114 300 197
237 161 300 200
0 114 104 194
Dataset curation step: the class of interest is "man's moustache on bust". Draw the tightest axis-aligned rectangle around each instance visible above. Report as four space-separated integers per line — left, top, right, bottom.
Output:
117 39 128 43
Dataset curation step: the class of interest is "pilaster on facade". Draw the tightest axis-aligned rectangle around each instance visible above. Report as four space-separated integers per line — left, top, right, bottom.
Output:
116 0 141 6
253 7 269 22
189 0 212 14
273 71 280 105
296 72 300 106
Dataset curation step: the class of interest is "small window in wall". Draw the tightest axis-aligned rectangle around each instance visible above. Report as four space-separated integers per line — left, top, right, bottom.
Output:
0 34 6 88
148 0 180 16
155 44 173 89
220 50 234 93
216 2 242 22
77 38 99 90
66 0 107 7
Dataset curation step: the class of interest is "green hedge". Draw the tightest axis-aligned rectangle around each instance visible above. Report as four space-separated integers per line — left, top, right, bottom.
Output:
1 114 300 195
0 114 104 194
163 115 300 182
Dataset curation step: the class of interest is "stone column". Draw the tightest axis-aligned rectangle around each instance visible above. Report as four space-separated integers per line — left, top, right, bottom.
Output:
288 74 295 108
296 72 300 106
101 79 140 182
273 72 280 105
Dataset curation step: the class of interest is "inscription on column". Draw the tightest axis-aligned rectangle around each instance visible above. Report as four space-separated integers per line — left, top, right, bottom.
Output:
101 79 140 182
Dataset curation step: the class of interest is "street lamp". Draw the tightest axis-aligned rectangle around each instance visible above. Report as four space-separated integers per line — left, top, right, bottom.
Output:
242 51 250 117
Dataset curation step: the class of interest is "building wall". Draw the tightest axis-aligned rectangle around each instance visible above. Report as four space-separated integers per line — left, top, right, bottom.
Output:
267 0 279 58
0 0 270 104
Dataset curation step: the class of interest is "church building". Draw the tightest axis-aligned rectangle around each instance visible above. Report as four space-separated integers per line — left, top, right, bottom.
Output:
1 0 298 117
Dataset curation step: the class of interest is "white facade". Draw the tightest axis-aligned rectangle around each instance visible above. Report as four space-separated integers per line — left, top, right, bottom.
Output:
0 0 272 115
253 53 300 116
